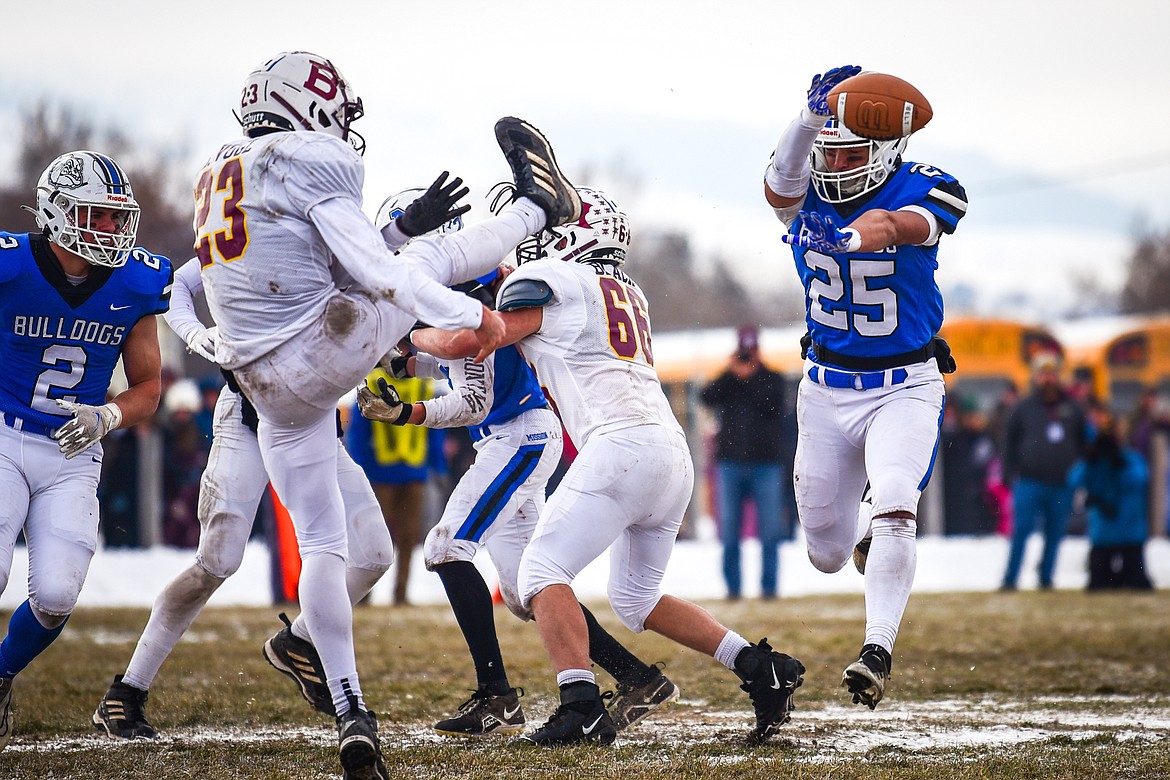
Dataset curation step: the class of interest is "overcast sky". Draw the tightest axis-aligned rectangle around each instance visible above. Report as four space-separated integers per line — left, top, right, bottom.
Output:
3 0 1168 320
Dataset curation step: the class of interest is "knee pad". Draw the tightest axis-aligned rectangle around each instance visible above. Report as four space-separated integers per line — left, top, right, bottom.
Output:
194 520 248 580
347 506 394 573
606 584 658 633
28 592 76 626
498 579 532 622
423 525 478 570
806 544 852 574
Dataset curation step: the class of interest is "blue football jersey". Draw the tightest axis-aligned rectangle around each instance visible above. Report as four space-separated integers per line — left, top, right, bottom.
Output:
0 232 172 430
790 161 968 359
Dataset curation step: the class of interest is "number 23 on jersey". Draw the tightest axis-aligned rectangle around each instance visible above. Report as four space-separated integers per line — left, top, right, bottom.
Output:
194 157 248 268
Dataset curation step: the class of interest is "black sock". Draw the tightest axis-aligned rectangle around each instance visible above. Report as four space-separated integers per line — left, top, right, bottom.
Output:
435 561 509 692
580 604 655 687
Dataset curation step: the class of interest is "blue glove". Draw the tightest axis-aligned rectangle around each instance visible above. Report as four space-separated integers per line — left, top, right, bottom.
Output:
807 65 863 116
781 211 861 254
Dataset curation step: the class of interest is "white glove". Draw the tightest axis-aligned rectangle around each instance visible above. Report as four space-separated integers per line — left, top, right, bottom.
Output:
52 400 123 459
356 378 413 425
185 326 218 363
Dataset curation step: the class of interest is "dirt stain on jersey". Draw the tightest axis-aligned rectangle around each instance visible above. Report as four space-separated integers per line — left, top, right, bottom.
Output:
269 281 281 294
325 297 358 337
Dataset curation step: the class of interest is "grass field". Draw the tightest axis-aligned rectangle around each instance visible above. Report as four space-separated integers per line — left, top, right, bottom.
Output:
2 590 1168 779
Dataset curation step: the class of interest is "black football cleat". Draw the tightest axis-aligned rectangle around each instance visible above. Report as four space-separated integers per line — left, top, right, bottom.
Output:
517 685 616 746
434 686 525 737
494 117 581 227
93 675 157 740
733 638 806 743
604 664 680 732
337 697 389 780
262 612 335 716
842 643 892 710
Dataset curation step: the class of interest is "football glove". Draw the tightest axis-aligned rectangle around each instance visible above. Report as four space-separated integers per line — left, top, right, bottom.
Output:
806 65 863 116
52 399 122 459
378 347 412 379
184 326 218 363
782 211 862 254
356 378 412 425
396 171 471 238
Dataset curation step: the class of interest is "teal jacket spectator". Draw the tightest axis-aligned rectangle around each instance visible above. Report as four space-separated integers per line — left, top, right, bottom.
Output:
1071 440 1149 547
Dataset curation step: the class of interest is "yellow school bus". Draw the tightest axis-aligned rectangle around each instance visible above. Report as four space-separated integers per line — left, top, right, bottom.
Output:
1055 315 1170 414
937 317 1064 409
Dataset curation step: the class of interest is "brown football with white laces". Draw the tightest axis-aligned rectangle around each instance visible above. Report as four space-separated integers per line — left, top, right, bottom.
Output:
826 72 932 140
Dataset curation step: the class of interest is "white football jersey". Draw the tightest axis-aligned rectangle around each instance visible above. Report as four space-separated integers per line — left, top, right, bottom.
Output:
196 132 480 368
499 260 682 447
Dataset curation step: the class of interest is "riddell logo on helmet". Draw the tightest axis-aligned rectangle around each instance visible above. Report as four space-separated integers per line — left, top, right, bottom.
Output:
304 61 339 100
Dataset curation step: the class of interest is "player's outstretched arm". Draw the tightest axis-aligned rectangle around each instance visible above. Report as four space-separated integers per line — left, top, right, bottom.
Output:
765 64 862 213
413 306 543 361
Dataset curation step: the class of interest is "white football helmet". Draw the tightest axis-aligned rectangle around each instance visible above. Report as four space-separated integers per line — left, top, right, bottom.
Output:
31 150 140 268
810 118 908 203
374 187 464 236
513 186 631 265
238 51 365 154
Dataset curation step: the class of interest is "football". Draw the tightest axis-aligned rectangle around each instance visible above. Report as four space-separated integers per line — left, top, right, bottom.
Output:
826 72 932 140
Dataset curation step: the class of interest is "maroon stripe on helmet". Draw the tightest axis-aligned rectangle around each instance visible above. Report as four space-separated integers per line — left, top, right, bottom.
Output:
270 93 315 131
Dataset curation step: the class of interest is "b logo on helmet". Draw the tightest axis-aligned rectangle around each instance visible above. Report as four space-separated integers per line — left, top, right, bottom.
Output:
304 60 339 100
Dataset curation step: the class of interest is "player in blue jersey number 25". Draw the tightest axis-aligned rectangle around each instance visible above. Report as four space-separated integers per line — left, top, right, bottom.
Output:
763 65 968 711
0 150 171 752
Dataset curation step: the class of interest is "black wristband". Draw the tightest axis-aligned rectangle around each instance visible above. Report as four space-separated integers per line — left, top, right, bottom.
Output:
390 402 414 426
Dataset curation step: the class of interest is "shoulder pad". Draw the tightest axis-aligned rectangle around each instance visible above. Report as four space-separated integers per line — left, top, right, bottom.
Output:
498 278 553 312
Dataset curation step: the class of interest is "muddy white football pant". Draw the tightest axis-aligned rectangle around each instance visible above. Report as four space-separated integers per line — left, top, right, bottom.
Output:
229 213 533 710
121 388 391 692
518 423 694 633
0 424 101 620
793 357 944 652
423 407 562 621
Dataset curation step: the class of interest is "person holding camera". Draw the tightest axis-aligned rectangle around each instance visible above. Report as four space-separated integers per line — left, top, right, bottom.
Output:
700 325 789 600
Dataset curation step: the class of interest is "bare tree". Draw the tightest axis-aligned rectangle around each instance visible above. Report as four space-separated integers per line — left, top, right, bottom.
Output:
1 102 193 264
1119 226 1170 315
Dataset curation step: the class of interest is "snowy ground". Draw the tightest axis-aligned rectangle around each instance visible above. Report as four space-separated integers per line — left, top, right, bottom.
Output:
3 524 1167 609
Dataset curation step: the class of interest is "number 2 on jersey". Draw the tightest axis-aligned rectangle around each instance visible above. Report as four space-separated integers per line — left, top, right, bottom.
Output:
194 157 248 268
599 277 654 365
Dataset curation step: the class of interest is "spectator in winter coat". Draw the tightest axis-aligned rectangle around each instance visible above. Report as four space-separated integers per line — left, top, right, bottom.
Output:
1072 409 1154 591
700 325 789 599
1000 352 1089 590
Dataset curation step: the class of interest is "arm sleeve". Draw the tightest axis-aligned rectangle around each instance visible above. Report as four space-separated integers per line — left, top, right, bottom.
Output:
308 197 484 331
764 108 825 199
163 257 208 343
418 354 495 428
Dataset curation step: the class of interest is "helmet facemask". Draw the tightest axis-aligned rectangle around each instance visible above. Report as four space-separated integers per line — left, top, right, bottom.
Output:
810 120 907 204
31 151 140 268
